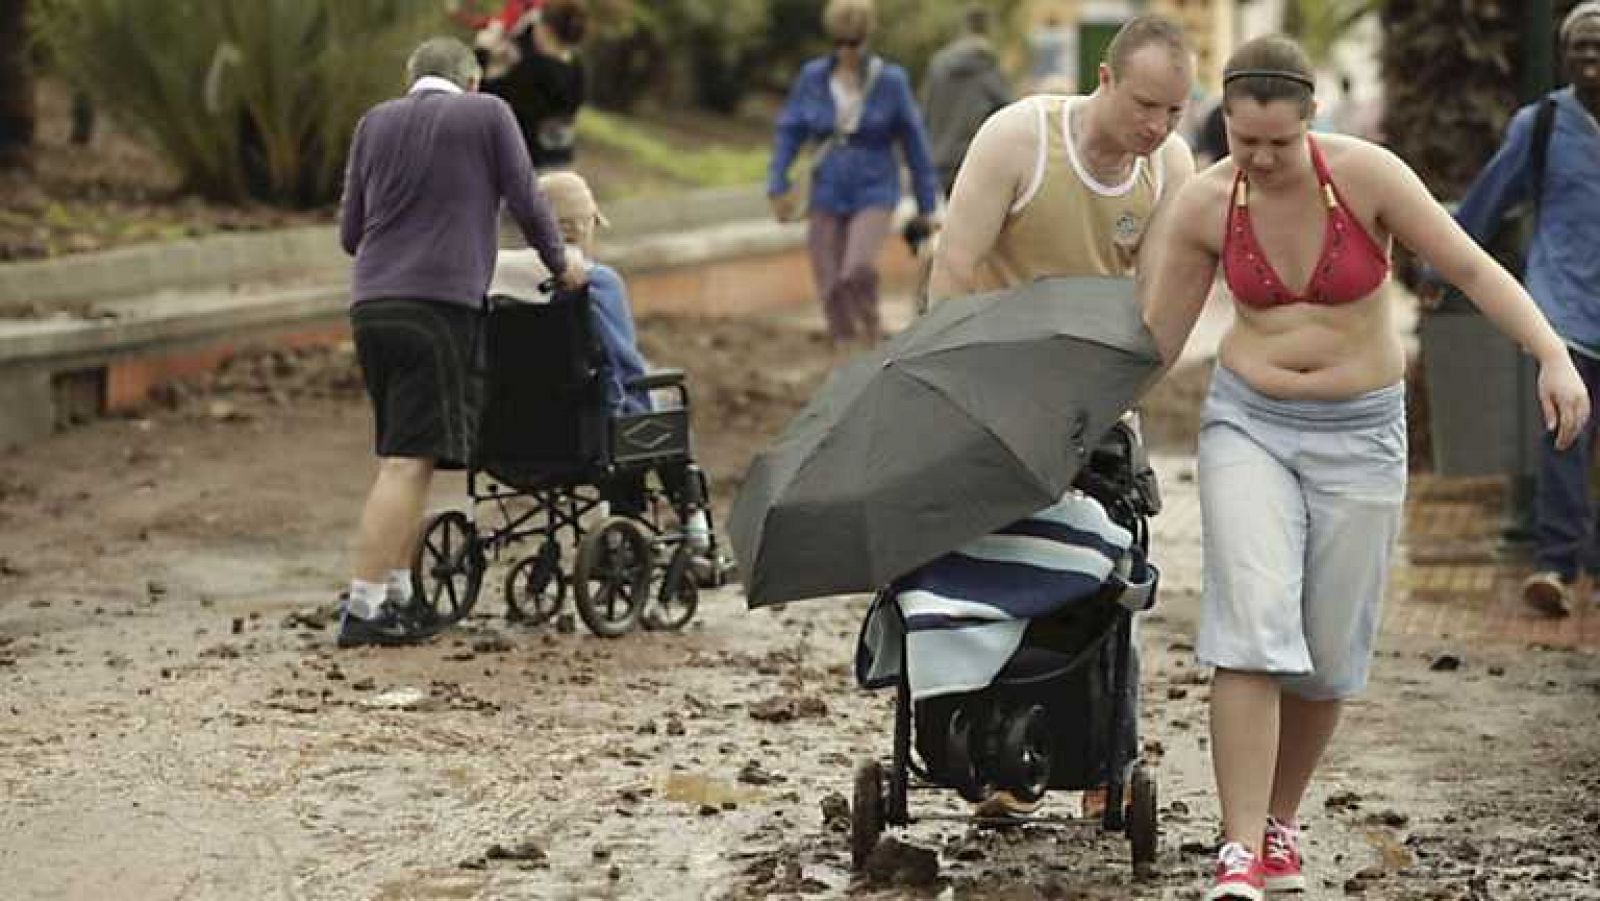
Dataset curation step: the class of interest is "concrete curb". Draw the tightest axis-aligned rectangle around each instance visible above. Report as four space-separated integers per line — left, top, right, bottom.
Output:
0 217 810 319
602 184 772 241
0 185 926 448
0 227 347 309
0 285 344 368
608 217 807 273
0 185 782 310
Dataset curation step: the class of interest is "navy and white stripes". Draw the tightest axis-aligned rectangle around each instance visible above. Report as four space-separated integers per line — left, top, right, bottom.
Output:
856 490 1139 701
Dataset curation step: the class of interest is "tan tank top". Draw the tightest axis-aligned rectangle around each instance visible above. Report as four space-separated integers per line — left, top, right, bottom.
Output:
973 96 1166 291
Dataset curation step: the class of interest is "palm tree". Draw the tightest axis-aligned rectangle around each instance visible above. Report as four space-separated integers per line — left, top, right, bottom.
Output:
32 0 438 205
1283 0 1381 69
0 0 34 169
1379 1 1567 198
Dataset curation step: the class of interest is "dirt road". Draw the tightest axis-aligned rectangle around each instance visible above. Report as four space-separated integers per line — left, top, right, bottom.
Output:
1 311 1597 900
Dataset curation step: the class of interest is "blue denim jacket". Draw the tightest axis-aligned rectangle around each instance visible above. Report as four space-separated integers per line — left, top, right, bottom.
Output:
1454 88 1600 354
768 54 939 217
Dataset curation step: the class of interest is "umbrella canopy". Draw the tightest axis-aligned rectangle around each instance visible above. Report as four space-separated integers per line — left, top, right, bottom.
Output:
729 276 1162 607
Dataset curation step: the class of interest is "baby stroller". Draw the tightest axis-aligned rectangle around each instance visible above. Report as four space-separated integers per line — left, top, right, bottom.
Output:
849 420 1162 870
408 286 728 638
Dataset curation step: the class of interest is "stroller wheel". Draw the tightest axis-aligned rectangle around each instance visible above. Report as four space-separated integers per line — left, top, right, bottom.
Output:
572 517 649 637
851 759 886 871
410 510 485 629
504 540 565 625
1127 765 1159 865
643 544 699 631
945 705 988 804
996 704 1052 804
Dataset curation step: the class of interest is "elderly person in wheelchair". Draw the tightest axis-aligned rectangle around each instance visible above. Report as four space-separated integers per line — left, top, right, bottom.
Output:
538 173 725 575
408 172 731 639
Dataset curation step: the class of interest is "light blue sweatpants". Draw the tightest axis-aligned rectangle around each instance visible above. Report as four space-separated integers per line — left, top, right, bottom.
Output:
1196 366 1406 700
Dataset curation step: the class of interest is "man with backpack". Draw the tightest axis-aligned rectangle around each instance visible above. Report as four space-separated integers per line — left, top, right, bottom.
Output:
1451 2 1600 615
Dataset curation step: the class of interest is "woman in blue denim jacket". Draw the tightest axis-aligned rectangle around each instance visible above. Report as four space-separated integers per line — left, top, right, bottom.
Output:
768 0 939 352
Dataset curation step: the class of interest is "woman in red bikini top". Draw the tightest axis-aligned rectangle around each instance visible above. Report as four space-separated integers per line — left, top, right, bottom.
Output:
1222 132 1389 308
1143 49 1582 410
1139 35 1588 901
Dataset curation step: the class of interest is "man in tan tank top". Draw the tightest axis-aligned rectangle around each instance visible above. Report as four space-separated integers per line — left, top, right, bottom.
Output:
929 14 1196 301
927 15 1196 822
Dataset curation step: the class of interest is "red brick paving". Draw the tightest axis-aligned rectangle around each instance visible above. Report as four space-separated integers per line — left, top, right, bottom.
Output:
1392 475 1600 649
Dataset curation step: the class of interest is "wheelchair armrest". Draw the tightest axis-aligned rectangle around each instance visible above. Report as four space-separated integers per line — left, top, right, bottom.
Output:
627 369 686 392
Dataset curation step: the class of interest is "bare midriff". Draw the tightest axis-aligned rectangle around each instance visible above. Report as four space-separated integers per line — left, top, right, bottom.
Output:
1218 284 1405 400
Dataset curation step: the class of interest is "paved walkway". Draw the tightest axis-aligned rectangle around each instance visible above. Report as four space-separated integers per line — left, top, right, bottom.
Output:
1397 474 1600 648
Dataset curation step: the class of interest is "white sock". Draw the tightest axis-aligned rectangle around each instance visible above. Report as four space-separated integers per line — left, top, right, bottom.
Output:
685 509 710 552
386 569 413 605
346 580 387 620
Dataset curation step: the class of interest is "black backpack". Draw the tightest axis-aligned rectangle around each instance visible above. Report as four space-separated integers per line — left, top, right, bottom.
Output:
1490 94 1559 277
1529 93 1559 225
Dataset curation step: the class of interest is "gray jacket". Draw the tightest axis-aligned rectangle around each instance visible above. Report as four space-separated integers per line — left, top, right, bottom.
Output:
919 36 1011 175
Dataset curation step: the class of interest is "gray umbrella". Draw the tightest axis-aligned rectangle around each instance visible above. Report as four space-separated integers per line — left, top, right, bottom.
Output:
729 276 1163 607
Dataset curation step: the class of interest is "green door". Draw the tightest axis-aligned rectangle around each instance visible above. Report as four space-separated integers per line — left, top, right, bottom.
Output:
1078 20 1124 94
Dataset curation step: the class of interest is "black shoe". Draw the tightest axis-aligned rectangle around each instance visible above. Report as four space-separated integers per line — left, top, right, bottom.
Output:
336 602 426 648
1521 571 1574 617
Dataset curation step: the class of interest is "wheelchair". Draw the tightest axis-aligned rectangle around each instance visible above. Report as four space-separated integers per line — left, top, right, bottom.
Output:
850 420 1163 871
408 289 728 638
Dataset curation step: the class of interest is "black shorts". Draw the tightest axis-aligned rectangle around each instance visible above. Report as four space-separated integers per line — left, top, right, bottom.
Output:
350 299 484 469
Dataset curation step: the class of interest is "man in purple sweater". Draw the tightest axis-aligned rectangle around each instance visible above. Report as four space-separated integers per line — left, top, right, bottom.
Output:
337 36 584 647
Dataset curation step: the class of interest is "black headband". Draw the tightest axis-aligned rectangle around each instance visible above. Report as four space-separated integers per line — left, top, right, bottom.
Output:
1223 69 1315 90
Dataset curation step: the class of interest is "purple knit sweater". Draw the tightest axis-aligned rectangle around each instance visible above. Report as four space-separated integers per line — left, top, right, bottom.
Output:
339 88 566 308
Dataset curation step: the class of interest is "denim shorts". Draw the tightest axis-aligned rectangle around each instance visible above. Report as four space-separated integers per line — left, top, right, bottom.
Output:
1195 366 1407 700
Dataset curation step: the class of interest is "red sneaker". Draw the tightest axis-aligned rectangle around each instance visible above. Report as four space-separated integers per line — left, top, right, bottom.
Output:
1204 841 1265 901
1263 817 1306 893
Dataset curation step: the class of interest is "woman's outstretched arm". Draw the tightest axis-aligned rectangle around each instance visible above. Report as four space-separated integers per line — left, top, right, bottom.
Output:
1373 145 1589 447
1138 176 1222 369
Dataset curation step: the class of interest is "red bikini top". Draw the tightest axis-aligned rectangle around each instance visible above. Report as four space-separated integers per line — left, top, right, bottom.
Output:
1222 136 1389 308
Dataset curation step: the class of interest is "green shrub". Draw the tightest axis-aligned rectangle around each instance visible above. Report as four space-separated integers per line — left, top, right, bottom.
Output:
33 0 442 206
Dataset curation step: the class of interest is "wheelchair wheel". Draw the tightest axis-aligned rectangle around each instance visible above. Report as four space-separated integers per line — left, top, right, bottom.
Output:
944 705 988 804
1127 765 1159 866
851 759 886 871
411 510 484 628
504 540 565 626
572 517 650 637
643 544 699 631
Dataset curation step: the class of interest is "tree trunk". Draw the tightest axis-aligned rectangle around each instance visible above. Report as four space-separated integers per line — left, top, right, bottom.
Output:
0 0 34 169
1380 1 1519 197
1381 0 1580 195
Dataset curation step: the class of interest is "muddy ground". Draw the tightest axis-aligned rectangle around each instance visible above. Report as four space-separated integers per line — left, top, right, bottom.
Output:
1 311 1599 900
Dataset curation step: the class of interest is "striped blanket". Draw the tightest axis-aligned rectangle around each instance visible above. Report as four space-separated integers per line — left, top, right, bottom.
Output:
855 490 1156 702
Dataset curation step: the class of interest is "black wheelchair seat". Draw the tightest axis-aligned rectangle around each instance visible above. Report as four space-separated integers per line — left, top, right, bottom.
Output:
477 294 691 488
